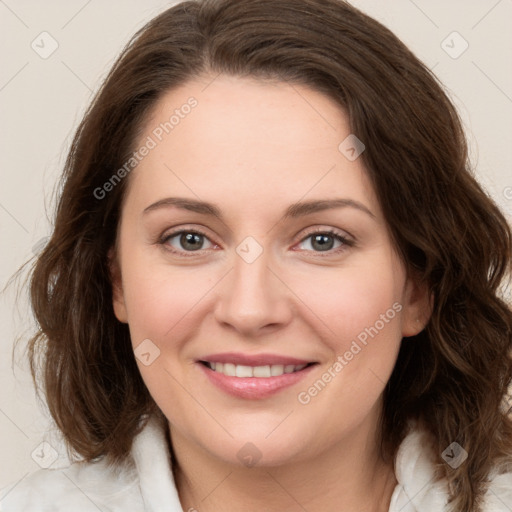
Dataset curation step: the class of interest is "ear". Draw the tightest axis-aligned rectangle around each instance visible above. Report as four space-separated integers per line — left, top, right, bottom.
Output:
108 247 128 323
400 271 432 338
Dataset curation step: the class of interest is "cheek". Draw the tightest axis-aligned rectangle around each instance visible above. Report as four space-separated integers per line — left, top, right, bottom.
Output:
120 262 211 417
289 258 404 416
290 259 403 352
121 257 217 347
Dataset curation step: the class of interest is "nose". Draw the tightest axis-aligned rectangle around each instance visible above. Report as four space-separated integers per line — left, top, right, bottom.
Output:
213 248 293 337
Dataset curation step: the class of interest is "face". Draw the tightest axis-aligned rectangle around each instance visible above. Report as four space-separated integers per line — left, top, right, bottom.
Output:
111 74 428 467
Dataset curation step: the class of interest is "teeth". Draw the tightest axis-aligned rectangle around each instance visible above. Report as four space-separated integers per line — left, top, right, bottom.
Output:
235 365 253 378
253 365 271 377
206 362 308 378
223 363 236 376
270 364 284 376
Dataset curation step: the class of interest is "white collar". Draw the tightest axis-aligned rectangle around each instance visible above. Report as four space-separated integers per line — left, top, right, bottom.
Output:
131 416 183 511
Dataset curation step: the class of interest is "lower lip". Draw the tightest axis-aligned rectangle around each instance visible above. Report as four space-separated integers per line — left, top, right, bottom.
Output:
198 363 316 400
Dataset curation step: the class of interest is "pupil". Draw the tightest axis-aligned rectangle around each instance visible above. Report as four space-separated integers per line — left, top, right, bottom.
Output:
313 234 333 251
181 233 203 251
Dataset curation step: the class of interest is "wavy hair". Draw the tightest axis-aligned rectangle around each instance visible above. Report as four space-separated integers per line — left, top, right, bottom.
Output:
15 0 512 510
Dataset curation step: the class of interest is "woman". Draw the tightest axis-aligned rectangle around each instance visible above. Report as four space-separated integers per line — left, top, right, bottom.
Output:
2 0 512 510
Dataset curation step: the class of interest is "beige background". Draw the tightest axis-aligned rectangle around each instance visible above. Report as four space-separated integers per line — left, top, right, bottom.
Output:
1 0 511 490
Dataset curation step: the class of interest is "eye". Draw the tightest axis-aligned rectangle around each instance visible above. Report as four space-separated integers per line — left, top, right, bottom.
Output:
158 227 353 257
160 229 216 254
296 229 353 254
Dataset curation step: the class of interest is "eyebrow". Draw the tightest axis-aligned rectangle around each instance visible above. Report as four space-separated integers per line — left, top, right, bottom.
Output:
142 197 375 220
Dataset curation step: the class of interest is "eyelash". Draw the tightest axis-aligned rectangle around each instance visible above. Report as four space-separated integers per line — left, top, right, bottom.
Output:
158 226 354 258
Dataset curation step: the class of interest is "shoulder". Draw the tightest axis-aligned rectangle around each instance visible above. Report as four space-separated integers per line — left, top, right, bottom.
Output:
389 425 512 512
1 415 182 512
0 457 144 512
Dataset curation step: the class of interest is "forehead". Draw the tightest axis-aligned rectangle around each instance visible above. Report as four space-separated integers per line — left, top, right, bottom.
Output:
123 74 380 220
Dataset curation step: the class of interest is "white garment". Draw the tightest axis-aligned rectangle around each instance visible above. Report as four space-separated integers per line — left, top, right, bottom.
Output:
1 416 511 511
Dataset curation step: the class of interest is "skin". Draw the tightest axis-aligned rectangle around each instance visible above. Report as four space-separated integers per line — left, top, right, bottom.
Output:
111 74 430 512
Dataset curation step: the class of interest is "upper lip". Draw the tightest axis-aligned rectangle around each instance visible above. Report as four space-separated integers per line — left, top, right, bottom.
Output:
198 352 315 366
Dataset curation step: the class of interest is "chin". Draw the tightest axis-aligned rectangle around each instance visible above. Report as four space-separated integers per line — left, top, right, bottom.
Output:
218 437 310 469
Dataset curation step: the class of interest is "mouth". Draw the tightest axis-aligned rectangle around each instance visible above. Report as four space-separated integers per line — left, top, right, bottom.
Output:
196 354 318 399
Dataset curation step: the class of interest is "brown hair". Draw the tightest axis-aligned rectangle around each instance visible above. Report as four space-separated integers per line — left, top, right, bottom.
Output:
16 0 512 510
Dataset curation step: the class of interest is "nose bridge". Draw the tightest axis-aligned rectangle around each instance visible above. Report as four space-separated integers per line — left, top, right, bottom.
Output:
213 242 291 334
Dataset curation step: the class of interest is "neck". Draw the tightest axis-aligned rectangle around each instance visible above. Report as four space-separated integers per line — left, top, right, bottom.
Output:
170 416 398 512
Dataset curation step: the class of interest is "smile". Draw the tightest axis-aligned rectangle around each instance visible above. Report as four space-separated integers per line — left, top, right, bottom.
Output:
196 354 318 399
201 361 310 378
